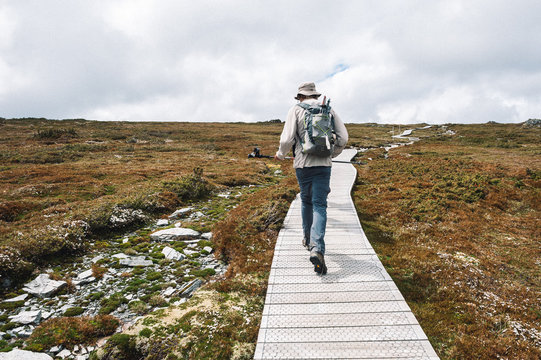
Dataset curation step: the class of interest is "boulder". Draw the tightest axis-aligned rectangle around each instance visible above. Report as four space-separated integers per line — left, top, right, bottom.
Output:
168 207 193 219
119 256 153 267
201 232 212 240
23 274 66 298
150 228 200 241
161 246 186 261
9 310 42 324
112 253 129 259
0 349 53 360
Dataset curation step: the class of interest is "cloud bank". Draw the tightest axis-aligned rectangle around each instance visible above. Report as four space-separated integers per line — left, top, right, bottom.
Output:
1 0 540 124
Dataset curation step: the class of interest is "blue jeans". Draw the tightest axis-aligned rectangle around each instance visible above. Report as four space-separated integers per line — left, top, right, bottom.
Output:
295 166 331 255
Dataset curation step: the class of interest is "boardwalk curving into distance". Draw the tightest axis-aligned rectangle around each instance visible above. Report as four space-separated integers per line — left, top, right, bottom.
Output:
255 149 439 360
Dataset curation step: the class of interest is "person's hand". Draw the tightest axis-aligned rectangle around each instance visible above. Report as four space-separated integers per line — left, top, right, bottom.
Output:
274 154 282 161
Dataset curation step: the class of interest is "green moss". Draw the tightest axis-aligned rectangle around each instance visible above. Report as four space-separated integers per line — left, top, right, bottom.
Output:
105 333 142 359
197 240 213 248
87 291 105 301
64 307 84 317
0 339 13 352
99 293 127 315
139 327 152 338
0 322 17 332
190 268 216 278
0 300 24 310
25 315 119 350
132 267 145 275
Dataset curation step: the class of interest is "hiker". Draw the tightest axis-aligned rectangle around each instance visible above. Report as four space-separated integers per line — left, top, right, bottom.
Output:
274 82 348 274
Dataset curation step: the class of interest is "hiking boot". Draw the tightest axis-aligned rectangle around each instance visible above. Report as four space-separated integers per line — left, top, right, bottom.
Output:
309 250 327 275
302 237 310 251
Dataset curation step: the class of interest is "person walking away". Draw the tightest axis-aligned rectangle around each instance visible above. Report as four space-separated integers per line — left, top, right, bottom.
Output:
274 82 348 274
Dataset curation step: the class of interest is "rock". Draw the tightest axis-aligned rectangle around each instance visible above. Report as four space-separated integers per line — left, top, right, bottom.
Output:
523 118 541 128
23 274 67 298
3 294 28 302
190 211 204 219
156 219 169 226
201 232 212 240
162 246 186 261
0 349 53 360
9 310 42 324
56 349 72 359
76 355 89 360
75 269 95 286
274 170 283 175
203 246 213 253
150 228 200 241
96 337 108 347
122 237 129 244
112 253 129 259
163 287 176 297
11 325 34 337
168 207 193 219
173 298 187 306
91 255 104 263
119 256 153 267
180 279 203 297
42 311 53 320
49 345 63 354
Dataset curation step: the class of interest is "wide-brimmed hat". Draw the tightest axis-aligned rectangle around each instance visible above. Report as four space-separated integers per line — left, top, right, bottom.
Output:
294 82 321 100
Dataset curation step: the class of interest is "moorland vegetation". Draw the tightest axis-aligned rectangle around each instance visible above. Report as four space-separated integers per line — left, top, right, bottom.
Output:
0 117 539 359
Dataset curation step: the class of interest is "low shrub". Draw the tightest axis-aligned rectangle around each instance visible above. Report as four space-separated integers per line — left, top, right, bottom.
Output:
162 168 215 202
25 315 119 351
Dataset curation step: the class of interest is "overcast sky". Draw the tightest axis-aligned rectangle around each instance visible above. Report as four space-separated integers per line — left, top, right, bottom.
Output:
1 0 541 124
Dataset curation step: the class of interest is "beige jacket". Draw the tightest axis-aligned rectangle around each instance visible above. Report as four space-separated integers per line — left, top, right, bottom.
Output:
276 98 348 168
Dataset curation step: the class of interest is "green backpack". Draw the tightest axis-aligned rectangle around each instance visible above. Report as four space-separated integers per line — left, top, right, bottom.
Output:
297 98 335 157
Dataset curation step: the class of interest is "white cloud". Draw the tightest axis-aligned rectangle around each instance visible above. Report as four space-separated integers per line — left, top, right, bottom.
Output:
1 0 540 123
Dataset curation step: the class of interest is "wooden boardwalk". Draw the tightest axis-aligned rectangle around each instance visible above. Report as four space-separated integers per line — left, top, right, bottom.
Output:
255 149 439 360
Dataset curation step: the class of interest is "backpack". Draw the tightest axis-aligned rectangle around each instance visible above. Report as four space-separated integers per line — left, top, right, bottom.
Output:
296 98 335 157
